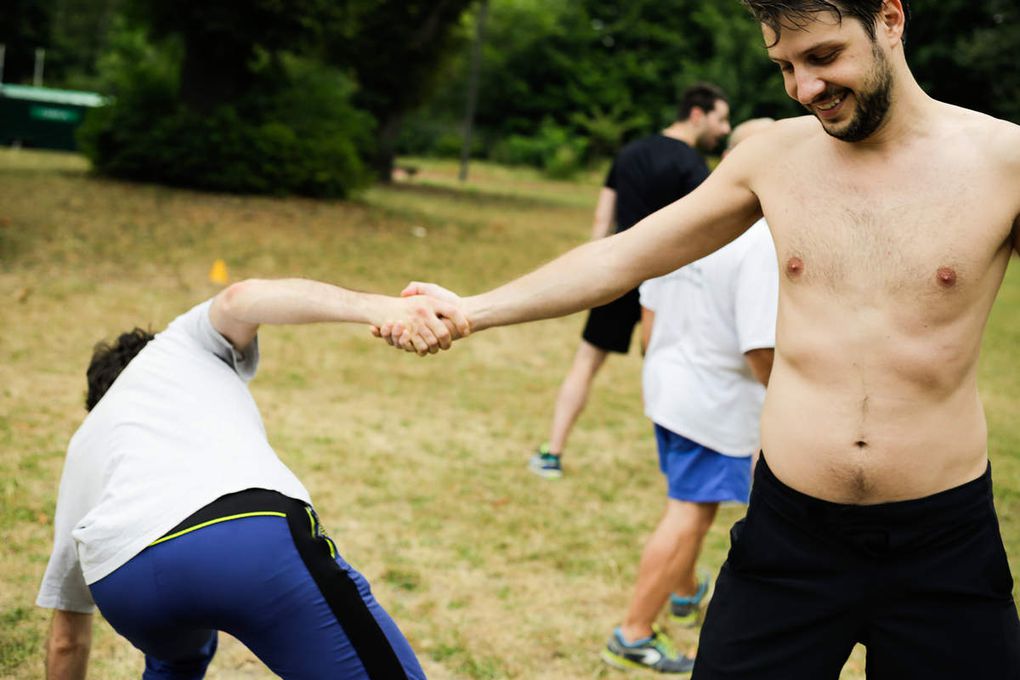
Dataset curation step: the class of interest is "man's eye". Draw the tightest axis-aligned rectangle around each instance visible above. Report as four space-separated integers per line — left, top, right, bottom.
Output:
811 52 838 64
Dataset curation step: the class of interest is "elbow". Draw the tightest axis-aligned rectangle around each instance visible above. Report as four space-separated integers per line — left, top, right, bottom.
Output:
216 279 262 320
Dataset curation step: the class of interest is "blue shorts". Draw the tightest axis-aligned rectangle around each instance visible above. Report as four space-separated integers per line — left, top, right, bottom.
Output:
89 489 425 680
655 425 752 504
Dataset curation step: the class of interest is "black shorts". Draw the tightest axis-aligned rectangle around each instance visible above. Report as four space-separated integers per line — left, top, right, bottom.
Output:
581 287 641 353
694 455 1020 680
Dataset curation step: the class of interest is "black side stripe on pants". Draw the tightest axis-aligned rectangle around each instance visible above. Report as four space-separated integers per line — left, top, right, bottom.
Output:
162 489 410 680
283 498 411 680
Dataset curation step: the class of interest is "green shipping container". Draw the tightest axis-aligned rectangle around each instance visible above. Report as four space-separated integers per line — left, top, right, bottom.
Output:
0 84 107 151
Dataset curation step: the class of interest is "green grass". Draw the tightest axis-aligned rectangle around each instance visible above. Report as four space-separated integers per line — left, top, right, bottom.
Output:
1 150 1017 679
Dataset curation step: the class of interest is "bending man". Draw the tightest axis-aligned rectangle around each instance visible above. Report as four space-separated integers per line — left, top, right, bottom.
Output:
37 278 465 680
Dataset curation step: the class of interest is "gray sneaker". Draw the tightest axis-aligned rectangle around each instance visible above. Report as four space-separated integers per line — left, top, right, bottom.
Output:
600 625 694 674
669 575 710 627
528 444 563 479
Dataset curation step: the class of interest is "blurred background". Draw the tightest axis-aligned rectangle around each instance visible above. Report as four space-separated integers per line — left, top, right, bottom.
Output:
1 0 1017 197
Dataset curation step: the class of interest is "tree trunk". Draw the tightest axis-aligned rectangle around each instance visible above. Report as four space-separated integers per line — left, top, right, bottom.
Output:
371 112 404 183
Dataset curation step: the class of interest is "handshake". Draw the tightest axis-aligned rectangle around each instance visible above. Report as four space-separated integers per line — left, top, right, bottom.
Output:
371 281 473 356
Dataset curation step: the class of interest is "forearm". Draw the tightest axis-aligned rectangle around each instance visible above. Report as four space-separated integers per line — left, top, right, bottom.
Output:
640 306 655 356
211 278 393 349
464 195 755 332
46 611 92 680
590 219 614 241
464 236 638 332
590 187 617 240
220 279 387 326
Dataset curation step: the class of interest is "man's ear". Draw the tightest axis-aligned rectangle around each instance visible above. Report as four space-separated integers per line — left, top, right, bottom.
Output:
878 0 906 46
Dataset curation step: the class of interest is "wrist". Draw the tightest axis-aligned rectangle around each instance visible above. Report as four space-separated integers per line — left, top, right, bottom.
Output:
462 295 487 333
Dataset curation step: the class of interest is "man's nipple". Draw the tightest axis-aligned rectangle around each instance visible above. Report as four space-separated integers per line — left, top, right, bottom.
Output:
786 256 804 279
936 266 957 287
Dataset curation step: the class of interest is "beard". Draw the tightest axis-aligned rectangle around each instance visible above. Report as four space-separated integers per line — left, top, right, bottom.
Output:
695 132 721 153
811 44 893 142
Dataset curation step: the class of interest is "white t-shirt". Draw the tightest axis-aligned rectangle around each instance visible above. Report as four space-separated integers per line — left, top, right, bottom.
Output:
36 300 311 613
639 219 778 457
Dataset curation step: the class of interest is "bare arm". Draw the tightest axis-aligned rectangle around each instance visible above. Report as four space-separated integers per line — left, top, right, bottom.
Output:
640 306 654 356
46 610 92 680
745 348 774 387
1013 215 1019 257
210 278 468 356
590 187 617 240
462 146 763 333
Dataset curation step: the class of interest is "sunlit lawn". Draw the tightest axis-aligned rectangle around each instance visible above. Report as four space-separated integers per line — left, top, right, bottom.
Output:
1 150 1017 679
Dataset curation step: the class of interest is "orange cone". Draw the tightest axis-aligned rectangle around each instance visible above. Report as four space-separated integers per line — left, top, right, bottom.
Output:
208 259 230 285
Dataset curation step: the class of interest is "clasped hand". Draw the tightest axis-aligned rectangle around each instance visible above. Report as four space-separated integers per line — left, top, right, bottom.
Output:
372 282 469 356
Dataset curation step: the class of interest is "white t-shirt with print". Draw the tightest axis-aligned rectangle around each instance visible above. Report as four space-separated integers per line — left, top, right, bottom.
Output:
36 300 311 613
639 219 778 457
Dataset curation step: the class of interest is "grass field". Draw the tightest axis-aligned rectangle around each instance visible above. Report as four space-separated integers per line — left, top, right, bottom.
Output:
1 149 1017 679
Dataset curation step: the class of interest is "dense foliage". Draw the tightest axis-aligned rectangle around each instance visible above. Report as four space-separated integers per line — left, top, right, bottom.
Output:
5 0 1019 188
77 29 372 197
403 0 1020 175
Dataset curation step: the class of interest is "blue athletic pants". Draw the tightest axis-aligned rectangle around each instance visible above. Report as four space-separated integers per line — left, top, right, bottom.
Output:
89 490 425 680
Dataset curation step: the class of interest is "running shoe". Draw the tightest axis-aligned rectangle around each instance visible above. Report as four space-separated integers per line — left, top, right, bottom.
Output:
528 444 563 479
669 575 710 627
601 625 694 674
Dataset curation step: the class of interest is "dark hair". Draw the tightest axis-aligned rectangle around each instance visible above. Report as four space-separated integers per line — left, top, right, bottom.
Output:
677 83 729 122
741 0 910 45
85 328 155 411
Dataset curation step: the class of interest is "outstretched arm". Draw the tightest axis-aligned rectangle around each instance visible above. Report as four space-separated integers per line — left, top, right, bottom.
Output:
462 150 763 333
46 610 92 680
377 131 777 352
210 278 468 356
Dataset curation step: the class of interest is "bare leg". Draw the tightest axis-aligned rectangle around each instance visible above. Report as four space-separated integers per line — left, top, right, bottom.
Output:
547 341 609 456
619 499 718 642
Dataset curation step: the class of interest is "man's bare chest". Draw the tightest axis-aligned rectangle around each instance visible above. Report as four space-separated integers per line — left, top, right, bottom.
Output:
760 165 1009 299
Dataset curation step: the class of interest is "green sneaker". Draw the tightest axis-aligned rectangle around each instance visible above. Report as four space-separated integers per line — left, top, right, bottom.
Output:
669 576 710 627
601 625 694 674
528 444 563 479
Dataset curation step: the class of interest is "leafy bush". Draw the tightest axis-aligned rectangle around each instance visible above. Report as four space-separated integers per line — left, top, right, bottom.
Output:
396 118 485 159
79 41 373 198
489 119 587 178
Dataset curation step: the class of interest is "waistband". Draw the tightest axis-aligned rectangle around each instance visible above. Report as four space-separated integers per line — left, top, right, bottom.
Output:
753 453 994 530
153 488 309 547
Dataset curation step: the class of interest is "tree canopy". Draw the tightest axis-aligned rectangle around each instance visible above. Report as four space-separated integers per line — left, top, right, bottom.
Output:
5 0 1018 192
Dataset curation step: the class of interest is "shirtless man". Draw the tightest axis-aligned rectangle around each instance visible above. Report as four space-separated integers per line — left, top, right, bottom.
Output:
381 1 1020 676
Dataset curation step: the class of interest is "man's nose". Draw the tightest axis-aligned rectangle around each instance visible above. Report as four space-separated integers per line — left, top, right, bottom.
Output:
795 70 827 106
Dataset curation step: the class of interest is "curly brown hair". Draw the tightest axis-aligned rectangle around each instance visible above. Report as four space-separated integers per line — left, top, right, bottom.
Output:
85 328 155 411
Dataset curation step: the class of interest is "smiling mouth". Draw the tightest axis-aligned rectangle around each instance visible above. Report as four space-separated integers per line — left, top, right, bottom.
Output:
816 94 844 112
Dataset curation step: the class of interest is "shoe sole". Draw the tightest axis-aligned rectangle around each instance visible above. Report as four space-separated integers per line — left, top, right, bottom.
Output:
668 611 699 627
600 649 693 674
527 459 563 479
600 649 649 671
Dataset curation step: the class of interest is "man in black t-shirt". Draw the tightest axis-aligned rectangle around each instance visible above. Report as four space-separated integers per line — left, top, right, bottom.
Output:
530 83 732 480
